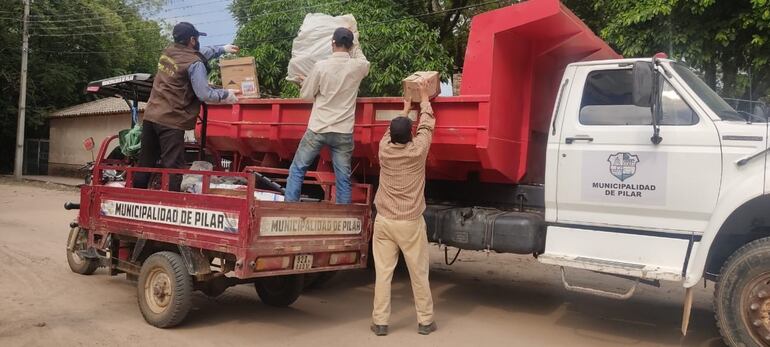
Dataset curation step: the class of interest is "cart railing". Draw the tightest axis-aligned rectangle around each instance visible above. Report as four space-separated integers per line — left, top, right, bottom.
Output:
92 135 372 204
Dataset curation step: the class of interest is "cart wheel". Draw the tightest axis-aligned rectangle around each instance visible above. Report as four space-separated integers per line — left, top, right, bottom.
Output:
66 228 99 275
715 237 770 347
254 275 304 307
137 252 193 328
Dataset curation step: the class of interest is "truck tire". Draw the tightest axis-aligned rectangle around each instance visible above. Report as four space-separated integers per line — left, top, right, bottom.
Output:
715 237 770 347
137 252 193 328
254 275 304 307
66 228 99 275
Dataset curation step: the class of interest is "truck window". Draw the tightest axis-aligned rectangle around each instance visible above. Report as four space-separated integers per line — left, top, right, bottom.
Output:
671 62 744 121
660 81 699 125
579 69 698 126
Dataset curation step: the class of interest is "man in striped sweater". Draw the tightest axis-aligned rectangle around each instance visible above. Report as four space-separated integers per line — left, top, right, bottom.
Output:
371 79 437 336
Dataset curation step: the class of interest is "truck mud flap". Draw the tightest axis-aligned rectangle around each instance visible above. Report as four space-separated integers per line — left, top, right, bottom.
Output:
424 206 545 254
179 245 212 276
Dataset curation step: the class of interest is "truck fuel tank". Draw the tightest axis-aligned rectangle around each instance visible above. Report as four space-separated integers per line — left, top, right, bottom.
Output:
424 206 546 255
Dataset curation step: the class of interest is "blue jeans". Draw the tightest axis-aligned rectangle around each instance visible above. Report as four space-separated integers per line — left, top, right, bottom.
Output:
286 130 354 204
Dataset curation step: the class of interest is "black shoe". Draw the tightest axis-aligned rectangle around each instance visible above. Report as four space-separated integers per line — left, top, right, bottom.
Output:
371 324 388 336
418 322 437 335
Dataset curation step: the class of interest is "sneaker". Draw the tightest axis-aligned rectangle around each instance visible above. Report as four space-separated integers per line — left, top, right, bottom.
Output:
370 324 388 336
418 322 437 335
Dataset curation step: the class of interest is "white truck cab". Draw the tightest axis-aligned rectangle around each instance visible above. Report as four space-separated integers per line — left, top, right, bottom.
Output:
424 58 769 345
540 58 770 345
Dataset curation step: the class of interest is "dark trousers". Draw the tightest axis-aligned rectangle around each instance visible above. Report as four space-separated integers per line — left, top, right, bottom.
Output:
133 121 186 191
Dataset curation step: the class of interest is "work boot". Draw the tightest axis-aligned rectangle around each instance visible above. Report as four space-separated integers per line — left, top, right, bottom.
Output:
418 322 437 335
370 324 388 336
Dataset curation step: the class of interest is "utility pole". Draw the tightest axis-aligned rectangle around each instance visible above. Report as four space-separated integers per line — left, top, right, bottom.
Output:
14 0 30 179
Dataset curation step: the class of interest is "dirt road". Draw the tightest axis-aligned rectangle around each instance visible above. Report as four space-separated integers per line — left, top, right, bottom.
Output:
0 179 725 346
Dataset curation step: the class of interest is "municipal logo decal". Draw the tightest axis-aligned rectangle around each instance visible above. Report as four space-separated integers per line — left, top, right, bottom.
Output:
607 152 640 182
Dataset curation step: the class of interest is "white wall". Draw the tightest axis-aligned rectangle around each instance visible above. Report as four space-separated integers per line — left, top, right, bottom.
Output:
49 113 132 175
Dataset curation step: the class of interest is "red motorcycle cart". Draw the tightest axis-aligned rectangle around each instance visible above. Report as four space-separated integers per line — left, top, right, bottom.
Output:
65 75 372 328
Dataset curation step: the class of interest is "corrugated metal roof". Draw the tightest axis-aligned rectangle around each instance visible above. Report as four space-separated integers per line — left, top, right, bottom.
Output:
50 97 146 118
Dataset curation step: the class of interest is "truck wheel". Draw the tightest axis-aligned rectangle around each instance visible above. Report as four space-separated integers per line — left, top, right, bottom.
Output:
66 228 99 275
137 252 193 328
254 275 304 307
715 237 770 347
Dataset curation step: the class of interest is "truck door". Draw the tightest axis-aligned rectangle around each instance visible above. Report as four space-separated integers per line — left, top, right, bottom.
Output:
540 64 722 280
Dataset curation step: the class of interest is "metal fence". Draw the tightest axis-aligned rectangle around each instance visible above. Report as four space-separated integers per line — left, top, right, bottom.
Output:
24 139 49 175
723 97 768 119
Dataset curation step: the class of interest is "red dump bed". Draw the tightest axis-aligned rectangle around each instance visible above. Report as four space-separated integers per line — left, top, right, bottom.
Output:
202 0 620 184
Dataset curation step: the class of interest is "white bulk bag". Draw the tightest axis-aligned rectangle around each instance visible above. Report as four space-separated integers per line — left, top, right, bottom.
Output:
286 13 358 83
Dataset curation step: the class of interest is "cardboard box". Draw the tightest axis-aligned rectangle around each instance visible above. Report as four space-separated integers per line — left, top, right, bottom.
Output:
219 57 260 97
402 71 440 101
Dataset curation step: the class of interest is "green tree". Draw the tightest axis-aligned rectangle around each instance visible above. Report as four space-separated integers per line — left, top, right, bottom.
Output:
563 0 770 100
230 0 453 97
391 0 518 71
0 0 169 173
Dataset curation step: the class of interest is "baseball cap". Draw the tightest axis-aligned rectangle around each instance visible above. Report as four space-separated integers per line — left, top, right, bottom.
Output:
332 27 354 48
173 22 207 43
389 116 413 144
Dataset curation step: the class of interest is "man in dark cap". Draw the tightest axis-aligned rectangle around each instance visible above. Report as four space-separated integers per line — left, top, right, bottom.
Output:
285 27 370 203
371 79 437 336
134 22 240 191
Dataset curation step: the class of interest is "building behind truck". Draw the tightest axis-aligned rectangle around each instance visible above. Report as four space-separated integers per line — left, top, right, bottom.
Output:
48 97 146 177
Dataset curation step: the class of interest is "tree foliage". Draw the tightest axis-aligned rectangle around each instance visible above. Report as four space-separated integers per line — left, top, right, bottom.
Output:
0 0 168 173
391 0 518 70
230 0 453 97
6 0 770 173
563 0 770 100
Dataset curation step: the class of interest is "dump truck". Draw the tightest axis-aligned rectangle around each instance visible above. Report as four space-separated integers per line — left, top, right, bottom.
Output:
196 0 770 345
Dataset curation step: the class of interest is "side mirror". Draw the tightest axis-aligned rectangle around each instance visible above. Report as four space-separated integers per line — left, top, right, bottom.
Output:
83 137 95 151
632 62 654 107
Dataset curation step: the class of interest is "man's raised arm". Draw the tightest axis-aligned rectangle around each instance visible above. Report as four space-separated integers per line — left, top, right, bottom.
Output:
299 66 321 101
348 39 370 79
412 80 435 155
200 44 239 60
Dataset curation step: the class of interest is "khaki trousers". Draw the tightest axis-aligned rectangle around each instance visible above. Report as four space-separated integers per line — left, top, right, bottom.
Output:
372 215 434 325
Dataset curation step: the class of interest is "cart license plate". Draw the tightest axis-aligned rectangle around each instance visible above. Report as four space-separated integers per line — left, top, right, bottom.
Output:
293 255 313 270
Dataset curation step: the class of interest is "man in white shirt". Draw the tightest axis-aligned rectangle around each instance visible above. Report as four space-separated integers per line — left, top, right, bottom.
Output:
286 27 370 203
